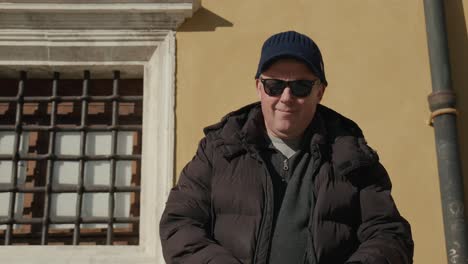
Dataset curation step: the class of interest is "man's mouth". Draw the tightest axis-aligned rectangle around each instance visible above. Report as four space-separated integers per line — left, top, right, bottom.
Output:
276 109 296 113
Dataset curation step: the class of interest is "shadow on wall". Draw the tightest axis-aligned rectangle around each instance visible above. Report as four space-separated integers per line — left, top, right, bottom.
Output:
173 7 233 182
444 0 468 207
178 7 233 32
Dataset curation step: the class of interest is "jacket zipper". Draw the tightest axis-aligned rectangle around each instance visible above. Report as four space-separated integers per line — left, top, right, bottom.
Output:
283 159 289 171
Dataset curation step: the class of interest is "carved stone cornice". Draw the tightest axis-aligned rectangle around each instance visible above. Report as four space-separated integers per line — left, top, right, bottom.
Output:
0 1 200 30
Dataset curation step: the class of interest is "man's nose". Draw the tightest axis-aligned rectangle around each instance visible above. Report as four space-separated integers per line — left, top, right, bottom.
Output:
279 87 294 102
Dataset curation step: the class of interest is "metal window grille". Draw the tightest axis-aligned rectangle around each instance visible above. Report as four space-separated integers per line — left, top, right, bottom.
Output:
0 71 142 245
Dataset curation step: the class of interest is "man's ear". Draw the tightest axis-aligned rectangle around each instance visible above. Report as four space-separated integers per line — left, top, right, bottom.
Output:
255 79 262 99
317 84 326 101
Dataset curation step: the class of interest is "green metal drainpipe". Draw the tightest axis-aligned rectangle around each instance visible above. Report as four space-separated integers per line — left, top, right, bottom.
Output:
423 0 468 263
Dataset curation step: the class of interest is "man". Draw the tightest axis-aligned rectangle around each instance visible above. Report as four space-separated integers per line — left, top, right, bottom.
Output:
160 31 414 264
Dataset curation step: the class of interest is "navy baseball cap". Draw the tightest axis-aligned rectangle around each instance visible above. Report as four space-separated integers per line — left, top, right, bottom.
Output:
255 31 327 86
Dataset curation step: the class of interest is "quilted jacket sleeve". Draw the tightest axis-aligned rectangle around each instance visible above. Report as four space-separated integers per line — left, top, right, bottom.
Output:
159 138 241 264
346 163 414 264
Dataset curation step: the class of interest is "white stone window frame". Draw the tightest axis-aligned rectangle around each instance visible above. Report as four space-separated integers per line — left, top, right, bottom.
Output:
0 2 199 263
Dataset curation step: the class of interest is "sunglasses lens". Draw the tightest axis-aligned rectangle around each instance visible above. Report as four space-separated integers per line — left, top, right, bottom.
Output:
290 80 313 97
263 79 285 96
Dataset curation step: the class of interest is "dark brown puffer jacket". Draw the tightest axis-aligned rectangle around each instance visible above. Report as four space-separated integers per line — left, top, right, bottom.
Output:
160 102 414 264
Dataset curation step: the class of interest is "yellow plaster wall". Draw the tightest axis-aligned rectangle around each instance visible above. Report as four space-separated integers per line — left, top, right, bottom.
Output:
175 0 468 263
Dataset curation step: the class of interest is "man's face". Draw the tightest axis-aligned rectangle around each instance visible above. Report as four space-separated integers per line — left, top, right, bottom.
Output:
256 58 325 139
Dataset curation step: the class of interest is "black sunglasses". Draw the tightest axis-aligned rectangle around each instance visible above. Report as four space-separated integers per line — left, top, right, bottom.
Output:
259 78 319 98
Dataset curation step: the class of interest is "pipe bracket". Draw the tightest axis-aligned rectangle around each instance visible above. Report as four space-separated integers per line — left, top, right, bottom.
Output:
427 91 458 126
427 107 458 126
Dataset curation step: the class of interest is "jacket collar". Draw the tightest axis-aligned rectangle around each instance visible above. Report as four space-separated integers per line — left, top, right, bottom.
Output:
203 102 379 173
316 104 379 177
203 102 265 160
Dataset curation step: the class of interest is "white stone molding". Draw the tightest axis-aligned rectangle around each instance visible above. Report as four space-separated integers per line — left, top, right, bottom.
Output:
0 1 200 29
0 29 170 78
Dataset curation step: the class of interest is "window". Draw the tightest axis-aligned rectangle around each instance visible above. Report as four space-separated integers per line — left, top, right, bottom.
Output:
0 0 200 260
0 72 142 245
0 33 176 263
